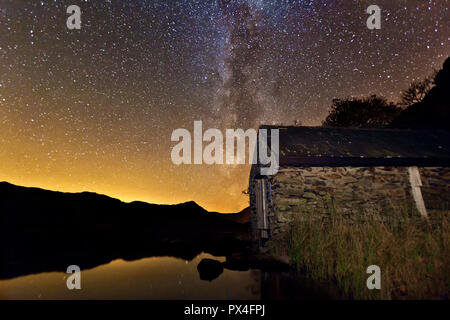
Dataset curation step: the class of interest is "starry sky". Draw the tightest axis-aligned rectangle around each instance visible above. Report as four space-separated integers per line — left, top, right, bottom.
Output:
0 0 448 212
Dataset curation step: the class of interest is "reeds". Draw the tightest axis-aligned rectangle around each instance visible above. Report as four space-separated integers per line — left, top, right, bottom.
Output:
285 206 449 299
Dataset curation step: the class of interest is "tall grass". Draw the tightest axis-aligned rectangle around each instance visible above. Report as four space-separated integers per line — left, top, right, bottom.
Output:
285 207 450 299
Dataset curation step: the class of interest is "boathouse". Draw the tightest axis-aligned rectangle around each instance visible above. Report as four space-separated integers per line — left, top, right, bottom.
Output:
249 126 450 248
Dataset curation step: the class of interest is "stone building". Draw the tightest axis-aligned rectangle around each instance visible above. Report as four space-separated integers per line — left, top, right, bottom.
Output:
249 126 450 249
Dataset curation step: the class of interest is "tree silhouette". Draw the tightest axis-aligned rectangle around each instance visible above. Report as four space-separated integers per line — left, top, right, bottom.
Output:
400 72 436 107
392 56 450 129
322 95 401 128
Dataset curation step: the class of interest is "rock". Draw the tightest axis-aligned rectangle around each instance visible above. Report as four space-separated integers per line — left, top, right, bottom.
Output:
303 192 317 199
327 174 342 179
277 198 307 205
312 180 326 186
277 213 292 223
197 259 224 282
277 187 304 197
341 177 358 184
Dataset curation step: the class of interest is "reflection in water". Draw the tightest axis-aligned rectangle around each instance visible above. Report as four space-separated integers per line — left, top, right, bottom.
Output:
0 253 261 300
0 184 337 299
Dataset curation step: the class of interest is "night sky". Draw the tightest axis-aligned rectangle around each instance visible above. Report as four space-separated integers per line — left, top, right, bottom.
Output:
0 0 448 212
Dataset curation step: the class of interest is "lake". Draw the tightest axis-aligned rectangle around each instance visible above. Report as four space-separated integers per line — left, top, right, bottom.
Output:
0 253 334 300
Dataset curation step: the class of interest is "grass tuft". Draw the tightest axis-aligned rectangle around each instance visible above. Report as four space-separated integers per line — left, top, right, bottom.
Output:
285 207 450 299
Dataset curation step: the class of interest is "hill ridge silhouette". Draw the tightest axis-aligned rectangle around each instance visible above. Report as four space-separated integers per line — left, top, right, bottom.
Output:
0 181 209 211
0 181 250 279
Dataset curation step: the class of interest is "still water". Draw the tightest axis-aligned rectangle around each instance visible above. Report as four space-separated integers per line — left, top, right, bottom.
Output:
0 253 260 300
0 252 333 300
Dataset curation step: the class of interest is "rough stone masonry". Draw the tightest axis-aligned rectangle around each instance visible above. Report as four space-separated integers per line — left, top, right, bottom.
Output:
259 167 450 243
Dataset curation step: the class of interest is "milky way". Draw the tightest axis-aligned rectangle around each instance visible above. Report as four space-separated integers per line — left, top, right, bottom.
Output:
0 0 448 211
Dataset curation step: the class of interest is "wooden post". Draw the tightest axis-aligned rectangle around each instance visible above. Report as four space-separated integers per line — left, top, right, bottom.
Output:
408 166 428 218
256 179 269 239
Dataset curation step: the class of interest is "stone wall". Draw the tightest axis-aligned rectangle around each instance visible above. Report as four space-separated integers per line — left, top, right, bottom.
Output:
249 166 450 248
419 167 450 210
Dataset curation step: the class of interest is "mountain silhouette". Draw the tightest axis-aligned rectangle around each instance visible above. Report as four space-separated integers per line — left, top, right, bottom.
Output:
0 182 250 279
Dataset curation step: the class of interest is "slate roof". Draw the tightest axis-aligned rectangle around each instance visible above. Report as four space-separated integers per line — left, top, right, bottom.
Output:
260 126 450 167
